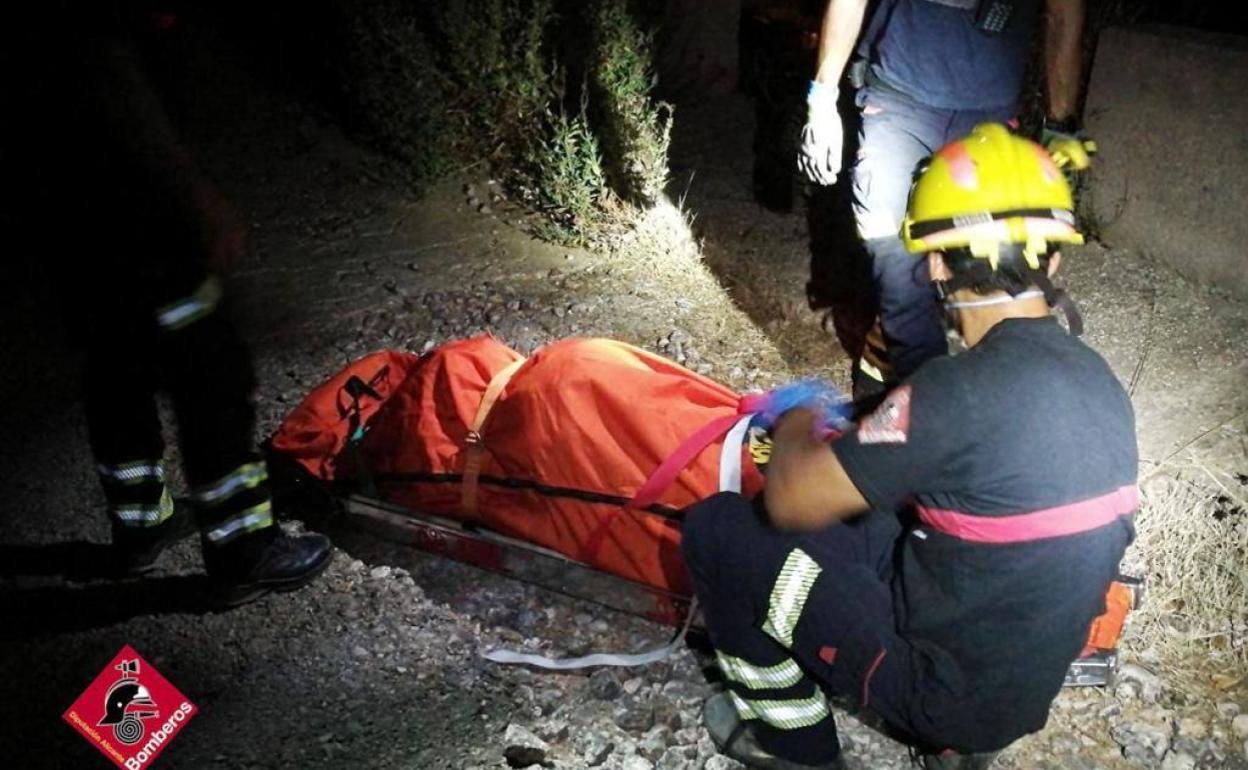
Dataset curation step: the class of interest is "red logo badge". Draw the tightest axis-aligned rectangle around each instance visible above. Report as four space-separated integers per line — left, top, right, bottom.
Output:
857 385 912 445
63 645 197 769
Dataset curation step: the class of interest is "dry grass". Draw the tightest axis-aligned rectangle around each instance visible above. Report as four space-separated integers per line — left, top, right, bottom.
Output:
1125 437 1248 692
599 196 793 384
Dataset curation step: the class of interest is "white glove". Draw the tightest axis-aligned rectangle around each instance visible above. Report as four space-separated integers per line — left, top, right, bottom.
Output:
797 80 843 186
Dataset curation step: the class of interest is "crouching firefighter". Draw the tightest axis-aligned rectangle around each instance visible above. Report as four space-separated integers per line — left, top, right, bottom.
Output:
683 123 1137 769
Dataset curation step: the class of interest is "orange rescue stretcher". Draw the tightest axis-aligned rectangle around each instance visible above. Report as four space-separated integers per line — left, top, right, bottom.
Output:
270 334 1139 685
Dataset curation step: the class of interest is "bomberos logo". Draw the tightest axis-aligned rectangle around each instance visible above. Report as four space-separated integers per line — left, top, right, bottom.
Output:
64 645 197 769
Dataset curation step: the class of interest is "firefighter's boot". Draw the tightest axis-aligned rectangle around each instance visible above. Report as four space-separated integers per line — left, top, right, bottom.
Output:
111 498 198 575
205 527 333 607
703 692 846 770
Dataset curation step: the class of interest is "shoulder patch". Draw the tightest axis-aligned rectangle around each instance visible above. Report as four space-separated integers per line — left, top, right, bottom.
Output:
857 385 912 445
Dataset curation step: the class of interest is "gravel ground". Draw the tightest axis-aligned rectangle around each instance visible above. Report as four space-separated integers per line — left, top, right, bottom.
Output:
2 23 1246 770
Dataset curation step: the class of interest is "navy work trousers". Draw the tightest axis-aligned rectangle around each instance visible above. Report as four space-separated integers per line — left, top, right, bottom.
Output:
682 492 966 765
851 84 1013 382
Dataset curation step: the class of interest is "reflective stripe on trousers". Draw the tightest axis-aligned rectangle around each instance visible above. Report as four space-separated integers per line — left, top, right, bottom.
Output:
729 689 831 731
193 461 275 546
98 458 175 528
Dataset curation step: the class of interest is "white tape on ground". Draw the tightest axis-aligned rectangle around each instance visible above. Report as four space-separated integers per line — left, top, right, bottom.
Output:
481 598 698 670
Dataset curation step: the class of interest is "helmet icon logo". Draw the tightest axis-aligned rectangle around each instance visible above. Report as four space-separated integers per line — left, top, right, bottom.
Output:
97 659 160 745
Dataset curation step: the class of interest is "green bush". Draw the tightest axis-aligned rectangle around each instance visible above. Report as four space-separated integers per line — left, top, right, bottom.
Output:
324 0 670 242
338 0 454 186
588 0 672 206
527 98 610 245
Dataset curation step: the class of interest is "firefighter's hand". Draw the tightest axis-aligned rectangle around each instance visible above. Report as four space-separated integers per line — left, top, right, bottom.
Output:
1042 119 1097 172
797 80 843 186
189 180 246 274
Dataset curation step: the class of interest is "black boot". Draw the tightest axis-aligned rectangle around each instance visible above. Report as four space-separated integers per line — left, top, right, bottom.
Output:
111 500 198 576
205 526 333 607
703 693 847 770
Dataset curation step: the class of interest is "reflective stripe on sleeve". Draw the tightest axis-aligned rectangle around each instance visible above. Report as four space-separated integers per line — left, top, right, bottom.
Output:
193 462 267 506
716 652 805 691
204 500 274 544
728 690 831 730
762 549 823 648
156 276 223 331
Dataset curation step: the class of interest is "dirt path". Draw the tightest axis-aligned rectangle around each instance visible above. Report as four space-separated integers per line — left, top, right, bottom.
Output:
2 19 1246 770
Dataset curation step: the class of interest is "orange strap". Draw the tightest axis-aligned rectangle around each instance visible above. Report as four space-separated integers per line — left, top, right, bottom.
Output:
461 358 526 516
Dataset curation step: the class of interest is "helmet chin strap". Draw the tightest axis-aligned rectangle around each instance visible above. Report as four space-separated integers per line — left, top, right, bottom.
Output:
944 289 1044 309
934 267 1084 337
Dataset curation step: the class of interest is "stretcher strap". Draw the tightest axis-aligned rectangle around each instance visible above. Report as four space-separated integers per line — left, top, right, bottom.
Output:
718 414 754 495
628 412 748 509
460 358 526 516
628 389 763 511
481 597 699 670
581 410 754 568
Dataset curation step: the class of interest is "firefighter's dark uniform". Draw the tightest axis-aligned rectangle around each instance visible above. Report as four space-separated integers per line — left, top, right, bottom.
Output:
683 316 1137 765
53 3 280 562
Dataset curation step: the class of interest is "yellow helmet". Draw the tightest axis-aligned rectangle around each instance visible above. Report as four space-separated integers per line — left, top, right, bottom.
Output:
901 123 1083 270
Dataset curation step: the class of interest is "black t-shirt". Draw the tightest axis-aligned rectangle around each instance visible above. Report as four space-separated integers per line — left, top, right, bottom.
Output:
834 317 1137 750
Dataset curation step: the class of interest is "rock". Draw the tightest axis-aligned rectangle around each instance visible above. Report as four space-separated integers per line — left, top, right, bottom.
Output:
622 757 655 770
639 726 673 760
624 677 646 695
1218 702 1243 720
1049 733 1081 754
1117 663 1165 703
534 718 569 743
1160 750 1197 770
503 723 548 768
653 700 684 731
369 565 392 580
588 669 624 701
660 680 706 703
616 699 657 733
583 734 615 766
1112 721 1172 766
703 756 741 770
697 736 717 761
656 746 696 770
1177 716 1208 741
1234 714 1248 739
536 687 564 716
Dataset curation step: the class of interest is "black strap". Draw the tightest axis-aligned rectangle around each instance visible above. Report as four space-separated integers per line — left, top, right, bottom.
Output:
1033 273 1084 336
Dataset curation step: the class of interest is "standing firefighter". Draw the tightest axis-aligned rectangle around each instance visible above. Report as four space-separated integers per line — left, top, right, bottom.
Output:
685 124 1135 769
798 0 1097 399
58 5 333 604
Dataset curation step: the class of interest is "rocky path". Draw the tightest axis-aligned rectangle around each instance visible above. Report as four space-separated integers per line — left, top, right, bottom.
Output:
2 23 1246 770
